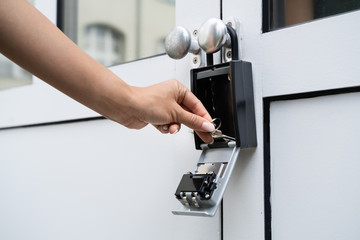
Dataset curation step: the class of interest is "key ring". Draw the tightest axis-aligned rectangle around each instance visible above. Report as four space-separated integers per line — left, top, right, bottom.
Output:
210 118 236 142
211 118 222 133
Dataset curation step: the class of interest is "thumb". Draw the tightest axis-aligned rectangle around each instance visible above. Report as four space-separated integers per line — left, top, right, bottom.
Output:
176 107 215 132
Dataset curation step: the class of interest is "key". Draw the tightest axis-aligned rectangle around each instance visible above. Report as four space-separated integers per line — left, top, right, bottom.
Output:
210 118 236 142
211 129 236 141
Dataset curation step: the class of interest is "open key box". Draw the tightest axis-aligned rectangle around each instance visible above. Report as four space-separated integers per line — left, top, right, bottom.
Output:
172 60 257 217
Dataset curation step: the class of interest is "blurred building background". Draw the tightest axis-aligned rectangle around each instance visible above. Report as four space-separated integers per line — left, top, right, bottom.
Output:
0 0 175 90
0 0 35 90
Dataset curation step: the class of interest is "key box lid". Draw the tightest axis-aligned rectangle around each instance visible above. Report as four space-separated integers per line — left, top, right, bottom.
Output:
172 143 240 217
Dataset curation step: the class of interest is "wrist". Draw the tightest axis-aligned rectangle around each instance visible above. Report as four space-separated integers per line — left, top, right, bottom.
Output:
93 71 136 124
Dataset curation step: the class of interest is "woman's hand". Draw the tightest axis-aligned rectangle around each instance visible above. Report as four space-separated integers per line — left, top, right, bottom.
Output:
103 79 214 143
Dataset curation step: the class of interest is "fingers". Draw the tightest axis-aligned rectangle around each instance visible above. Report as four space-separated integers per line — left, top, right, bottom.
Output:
169 123 181 134
154 123 212 143
154 124 170 134
175 87 214 143
176 105 215 133
181 90 212 121
196 131 213 143
154 123 181 134
149 80 215 143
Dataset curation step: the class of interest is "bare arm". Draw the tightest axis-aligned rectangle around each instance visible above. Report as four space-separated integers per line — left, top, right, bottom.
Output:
0 0 214 142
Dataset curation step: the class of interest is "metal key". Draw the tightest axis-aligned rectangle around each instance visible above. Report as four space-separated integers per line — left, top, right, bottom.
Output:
210 118 236 142
211 129 236 142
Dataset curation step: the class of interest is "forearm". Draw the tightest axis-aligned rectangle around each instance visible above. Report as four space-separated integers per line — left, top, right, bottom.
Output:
0 0 132 119
0 0 214 142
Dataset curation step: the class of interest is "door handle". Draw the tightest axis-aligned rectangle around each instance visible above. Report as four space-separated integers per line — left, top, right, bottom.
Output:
165 18 239 64
165 26 200 59
197 18 230 54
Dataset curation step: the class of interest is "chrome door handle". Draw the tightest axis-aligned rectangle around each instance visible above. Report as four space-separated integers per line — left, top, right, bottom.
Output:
165 26 200 59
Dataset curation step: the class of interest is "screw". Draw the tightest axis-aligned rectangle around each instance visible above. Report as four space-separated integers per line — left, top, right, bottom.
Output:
193 57 198 64
193 29 198 37
205 194 210 199
227 51 232 59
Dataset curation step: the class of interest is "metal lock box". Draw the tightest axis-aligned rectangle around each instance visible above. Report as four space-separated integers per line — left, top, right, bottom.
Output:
191 60 257 150
173 60 257 216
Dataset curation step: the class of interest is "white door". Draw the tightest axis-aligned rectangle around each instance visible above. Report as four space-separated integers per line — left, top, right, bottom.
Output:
0 0 223 239
222 0 360 240
2 0 359 240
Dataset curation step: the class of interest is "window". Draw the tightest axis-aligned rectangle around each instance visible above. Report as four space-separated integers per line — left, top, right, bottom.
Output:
0 0 35 91
58 0 175 66
0 55 32 90
83 24 124 66
263 0 360 32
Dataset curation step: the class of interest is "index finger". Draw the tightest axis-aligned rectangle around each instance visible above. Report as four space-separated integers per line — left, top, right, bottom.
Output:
181 90 212 122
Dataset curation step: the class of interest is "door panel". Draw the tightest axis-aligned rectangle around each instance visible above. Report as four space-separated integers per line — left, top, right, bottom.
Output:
0 119 221 240
261 11 360 97
222 0 360 239
0 0 223 239
270 92 360 239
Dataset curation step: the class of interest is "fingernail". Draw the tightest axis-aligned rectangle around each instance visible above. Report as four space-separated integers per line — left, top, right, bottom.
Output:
201 122 215 132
